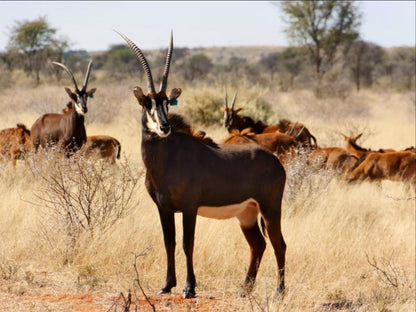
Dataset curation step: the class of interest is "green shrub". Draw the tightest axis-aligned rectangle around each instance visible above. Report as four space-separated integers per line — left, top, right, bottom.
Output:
177 83 276 127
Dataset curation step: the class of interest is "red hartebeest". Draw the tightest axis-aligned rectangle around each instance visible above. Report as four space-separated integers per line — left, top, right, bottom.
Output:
0 123 32 166
340 133 416 182
223 128 299 164
340 132 397 158
347 151 416 183
116 30 286 299
30 61 96 157
308 147 358 175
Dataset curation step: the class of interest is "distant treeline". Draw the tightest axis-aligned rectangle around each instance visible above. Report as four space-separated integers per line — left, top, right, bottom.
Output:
1 41 414 95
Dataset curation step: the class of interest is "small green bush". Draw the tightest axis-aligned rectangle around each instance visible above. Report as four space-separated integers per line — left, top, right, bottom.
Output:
177 83 276 127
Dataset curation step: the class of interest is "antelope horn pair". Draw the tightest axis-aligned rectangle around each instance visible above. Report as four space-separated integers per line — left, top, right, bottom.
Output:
287 122 305 139
224 91 238 109
287 122 298 136
295 126 305 139
52 60 93 92
114 29 173 94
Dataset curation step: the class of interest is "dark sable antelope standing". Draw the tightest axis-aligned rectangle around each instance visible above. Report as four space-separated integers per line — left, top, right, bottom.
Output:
30 61 96 157
116 30 286 299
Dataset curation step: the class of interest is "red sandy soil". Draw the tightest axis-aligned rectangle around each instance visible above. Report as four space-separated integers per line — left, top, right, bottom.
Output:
0 280 246 312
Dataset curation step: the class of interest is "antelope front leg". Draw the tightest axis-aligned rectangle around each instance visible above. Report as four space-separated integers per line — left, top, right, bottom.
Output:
182 211 197 298
157 210 177 294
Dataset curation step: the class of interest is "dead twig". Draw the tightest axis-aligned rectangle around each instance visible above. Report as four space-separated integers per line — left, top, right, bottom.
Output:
132 246 156 312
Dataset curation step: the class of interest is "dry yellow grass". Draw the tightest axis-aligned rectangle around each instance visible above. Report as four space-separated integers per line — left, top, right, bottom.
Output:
0 82 414 311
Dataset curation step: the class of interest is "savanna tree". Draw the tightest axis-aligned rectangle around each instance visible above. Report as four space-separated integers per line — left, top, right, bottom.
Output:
7 16 68 84
344 40 384 91
279 0 362 84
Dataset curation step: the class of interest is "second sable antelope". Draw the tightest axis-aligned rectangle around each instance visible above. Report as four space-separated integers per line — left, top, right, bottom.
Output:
117 30 287 299
30 61 96 156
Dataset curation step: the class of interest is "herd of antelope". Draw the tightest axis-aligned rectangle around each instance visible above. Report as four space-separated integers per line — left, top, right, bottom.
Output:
0 31 414 299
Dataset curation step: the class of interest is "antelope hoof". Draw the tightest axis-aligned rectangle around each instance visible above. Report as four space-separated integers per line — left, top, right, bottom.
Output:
183 287 196 299
238 284 254 298
276 284 286 298
157 288 171 295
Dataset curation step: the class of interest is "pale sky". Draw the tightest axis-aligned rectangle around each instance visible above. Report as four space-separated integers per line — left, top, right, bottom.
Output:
0 1 414 52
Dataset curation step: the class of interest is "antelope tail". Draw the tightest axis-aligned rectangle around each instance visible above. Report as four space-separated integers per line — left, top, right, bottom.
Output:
116 140 121 159
260 217 267 238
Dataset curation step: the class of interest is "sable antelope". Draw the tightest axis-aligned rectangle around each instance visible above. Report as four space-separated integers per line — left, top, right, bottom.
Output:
62 103 121 163
0 123 32 166
347 151 416 183
222 94 317 147
276 119 317 147
116 30 286 299
30 61 96 157
223 128 299 164
308 147 358 175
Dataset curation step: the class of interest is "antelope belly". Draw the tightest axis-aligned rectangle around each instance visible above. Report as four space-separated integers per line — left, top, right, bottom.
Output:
197 198 260 228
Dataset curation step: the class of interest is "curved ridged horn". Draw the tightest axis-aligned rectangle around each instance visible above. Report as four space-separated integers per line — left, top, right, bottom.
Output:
159 30 173 93
81 60 93 91
114 29 155 93
230 91 238 109
295 126 305 139
288 121 298 136
52 61 79 91
224 91 228 108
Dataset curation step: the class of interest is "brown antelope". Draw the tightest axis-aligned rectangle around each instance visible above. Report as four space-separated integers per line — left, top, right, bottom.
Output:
308 147 358 175
79 135 121 164
30 61 96 157
276 119 317 147
0 123 32 166
222 94 317 147
341 133 416 182
223 128 299 164
340 132 396 158
116 30 286 299
347 151 416 183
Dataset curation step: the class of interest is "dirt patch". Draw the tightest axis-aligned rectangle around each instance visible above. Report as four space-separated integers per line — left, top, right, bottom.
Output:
0 280 247 312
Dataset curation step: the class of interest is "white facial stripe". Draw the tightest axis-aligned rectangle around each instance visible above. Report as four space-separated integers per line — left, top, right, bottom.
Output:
197 198 260 228
146 110 170 137
146 111 159 132
150 99 156 114
75 102 84 115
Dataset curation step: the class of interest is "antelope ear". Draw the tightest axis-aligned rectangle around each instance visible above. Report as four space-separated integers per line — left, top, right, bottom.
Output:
87 88 97 98
235 108 243 113
133 86 147 107
65 87 77 102
220 107 226 112
339 132 348 139
168 88 182 101
354 133 363 141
